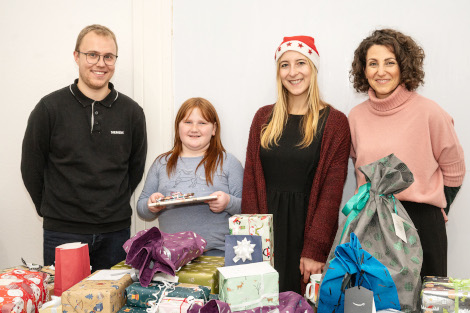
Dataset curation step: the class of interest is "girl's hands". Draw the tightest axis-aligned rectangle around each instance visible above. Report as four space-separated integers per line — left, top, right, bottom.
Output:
147 192 166 213
205 191 230 213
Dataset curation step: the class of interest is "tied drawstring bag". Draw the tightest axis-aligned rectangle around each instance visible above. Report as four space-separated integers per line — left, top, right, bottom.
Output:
323 154 423 313
317 232 400 313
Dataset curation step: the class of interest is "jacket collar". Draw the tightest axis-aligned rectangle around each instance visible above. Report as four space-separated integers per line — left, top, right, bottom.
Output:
69 79 119 108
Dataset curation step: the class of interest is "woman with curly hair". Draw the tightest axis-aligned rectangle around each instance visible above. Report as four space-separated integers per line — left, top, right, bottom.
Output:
242 36 350 293
349 29 465 277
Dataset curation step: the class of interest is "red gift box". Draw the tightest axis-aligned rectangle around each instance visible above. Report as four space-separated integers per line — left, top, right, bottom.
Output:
0 269 48 313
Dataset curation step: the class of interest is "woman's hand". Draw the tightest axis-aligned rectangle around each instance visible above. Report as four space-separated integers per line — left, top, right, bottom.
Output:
147 192 166 213
441 208 449 223
300 257 325 283
205 191 230 213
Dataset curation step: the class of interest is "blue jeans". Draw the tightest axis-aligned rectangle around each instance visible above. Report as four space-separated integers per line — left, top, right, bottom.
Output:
43 228 130 271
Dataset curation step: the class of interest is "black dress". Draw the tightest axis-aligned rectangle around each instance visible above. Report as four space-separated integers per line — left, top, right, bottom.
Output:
260 109 328 293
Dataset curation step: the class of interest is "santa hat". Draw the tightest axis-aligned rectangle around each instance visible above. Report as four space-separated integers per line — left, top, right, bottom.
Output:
274 35 320 71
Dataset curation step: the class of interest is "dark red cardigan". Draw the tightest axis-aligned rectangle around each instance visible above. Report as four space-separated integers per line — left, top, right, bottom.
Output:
241 104 351 263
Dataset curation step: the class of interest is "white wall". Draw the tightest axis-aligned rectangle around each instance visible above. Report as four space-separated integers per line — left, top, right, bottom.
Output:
173 0 470 277
1 0 469 278
0 0 173 268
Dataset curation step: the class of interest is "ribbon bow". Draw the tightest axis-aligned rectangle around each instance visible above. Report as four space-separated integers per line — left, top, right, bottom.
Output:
339 183 371 243
449 278 470 312
233 237 256 263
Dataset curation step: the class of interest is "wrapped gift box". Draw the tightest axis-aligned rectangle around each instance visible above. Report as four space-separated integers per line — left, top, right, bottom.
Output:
111 261 132 270
118 305 147 313
61 270 133 313
228 214 274 266
177 256 224 294
218 262 279 312
224 235 263 267
156 297 204 313
126 282 210 307
0 268 49 313
421 276 470 313
0 278 36 313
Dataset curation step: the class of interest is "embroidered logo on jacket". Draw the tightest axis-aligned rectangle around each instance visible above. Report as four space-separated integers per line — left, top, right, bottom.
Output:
111 131 125 134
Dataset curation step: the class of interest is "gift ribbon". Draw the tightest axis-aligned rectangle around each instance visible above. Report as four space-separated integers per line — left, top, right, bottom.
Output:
379 194 398 214
146 281 176 313
339 183 371 243
233 238 256 263
435 278 470 312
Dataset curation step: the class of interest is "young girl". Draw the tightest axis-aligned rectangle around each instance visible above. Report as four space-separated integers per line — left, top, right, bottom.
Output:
242 36 351 293
137 97 243 256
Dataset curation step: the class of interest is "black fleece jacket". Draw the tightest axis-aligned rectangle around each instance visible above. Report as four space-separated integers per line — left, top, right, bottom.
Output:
21 80 147 234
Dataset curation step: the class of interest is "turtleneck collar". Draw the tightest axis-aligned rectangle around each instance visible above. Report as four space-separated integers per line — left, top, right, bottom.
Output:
367 84 416 115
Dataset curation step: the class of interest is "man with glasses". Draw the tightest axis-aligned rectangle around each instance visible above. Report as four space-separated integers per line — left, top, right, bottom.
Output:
21 24 147 271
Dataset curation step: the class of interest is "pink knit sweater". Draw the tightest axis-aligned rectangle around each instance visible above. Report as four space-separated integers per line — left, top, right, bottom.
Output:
349 85 465 208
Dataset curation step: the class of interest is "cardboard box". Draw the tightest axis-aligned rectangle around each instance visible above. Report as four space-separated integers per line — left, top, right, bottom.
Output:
218 262 279 311
229 214 274 266
177 256 224 294
61 270 133 313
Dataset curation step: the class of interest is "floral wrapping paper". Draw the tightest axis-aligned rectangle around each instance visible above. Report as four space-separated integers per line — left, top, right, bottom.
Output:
126 282 210 307
218 262 279 312
228 215 274 267
0 268 49 313
421 276 470 313
61 271 133 313
177 256 224 294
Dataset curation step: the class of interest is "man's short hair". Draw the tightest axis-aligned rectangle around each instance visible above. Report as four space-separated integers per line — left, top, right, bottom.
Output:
75 24 118 54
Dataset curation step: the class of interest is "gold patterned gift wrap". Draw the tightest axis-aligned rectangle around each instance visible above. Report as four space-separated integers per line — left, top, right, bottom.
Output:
61 270 133 313
110 261 132 270
176 256 224 294
228 214 274 267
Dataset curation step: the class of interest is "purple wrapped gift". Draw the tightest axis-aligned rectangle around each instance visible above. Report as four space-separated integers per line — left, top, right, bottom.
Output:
123 227 206 287
188 292 313 313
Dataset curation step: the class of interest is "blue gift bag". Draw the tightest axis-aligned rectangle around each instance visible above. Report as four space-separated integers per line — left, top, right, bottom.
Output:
318 233 400 313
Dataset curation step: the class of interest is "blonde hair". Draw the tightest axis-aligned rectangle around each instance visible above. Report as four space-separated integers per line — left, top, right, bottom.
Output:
261 58 328 149
75 24 118 54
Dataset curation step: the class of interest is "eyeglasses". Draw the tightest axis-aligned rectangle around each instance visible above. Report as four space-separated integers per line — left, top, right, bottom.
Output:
76 51 118 66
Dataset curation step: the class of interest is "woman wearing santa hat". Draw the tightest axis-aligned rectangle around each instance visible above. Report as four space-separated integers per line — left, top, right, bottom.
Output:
242 35 351 293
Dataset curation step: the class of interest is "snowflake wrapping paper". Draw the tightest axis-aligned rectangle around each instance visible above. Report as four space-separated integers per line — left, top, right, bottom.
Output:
177 256 225 294
228 215 274 267
61 270 133 313
421 276 470 313
218 262 279 312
